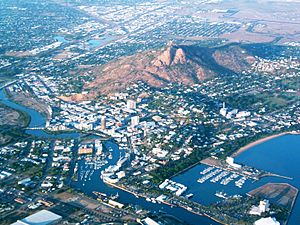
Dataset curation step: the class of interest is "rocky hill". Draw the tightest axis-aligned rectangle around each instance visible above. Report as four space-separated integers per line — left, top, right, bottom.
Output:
64 43 256 100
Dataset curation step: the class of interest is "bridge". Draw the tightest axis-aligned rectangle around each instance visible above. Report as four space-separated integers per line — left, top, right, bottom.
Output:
0 74 32 90
26 127 45 130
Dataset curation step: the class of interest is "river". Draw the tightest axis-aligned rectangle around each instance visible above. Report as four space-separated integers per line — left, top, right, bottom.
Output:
0 89 79 138
0 89 220 225
3 87 297 224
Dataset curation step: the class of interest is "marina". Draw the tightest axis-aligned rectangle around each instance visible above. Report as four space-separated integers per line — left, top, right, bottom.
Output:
210 171 229 183
197 166 249 189
0 86 299 224
199 166 214 175
235 177 247 189
197 168 221 183
220 173 239 185
173 134 300 225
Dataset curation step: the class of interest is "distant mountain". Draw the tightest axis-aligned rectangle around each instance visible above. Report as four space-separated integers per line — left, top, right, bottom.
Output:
61 43 256 101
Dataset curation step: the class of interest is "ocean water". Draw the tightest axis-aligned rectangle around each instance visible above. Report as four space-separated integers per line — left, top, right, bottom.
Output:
174 134 300 225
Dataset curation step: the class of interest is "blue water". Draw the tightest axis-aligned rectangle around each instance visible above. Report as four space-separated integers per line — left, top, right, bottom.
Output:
174 135 300 225
0 89 79 138
0 89 219 224
54 36 68 43
88 37 113 48
72 142 220 225
2 87 299 224
0 89 46 128
237 135 300 225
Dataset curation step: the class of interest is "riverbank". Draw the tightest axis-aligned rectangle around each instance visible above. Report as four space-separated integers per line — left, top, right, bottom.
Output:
4 87 51 119
232 131 300 157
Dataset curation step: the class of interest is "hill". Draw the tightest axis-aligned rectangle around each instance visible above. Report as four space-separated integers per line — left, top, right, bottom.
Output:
62 43 256 101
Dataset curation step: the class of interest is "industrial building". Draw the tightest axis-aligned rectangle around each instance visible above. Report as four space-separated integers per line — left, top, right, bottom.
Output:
11 210 62 225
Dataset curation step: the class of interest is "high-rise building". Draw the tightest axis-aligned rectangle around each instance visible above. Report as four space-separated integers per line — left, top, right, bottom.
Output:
220 102 227 117
127 99 136 109
101 116 106 130
259 199 270 213
95 140 103 155
143 123 147 138
131 116 139 127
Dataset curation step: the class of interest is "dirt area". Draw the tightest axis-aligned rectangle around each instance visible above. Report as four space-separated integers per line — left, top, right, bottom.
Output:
53 50 77 60
215 0 300 44
220 26 275 44
6 88 50 118
0 104 27 127
248 183 298 209
0 103 28 145
54 191 138 223
201 157 223 167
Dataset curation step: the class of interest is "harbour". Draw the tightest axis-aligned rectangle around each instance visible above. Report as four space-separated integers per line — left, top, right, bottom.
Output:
173 134 300 225
0 87 299 224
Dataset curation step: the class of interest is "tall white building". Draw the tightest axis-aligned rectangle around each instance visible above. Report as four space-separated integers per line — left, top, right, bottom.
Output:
259 199 270 213
131 116 139 127
249 199 270 216
95 140 102 155
226 157 242 169
101 116 106 130
127 99 136 109
220 102 227 117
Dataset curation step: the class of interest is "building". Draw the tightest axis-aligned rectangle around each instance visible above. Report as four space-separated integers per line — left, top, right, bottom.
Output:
236 111 251 118
11 210 62 225
127 99 136 109
95 140 103 155
78 147 93 155
254 217 280 225
131 115 140 127
259 199 270 213
138 217 160 225
226 157 242 169
220 102 227 117
101 116 106 130
249 199 270 216
108 199 124 208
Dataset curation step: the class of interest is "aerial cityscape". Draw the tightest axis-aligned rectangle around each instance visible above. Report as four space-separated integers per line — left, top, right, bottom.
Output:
0 0 300 225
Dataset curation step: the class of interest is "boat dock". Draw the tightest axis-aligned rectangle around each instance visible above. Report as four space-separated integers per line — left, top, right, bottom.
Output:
201 157 293 181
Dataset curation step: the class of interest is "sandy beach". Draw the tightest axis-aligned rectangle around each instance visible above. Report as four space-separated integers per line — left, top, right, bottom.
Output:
232 131 300 157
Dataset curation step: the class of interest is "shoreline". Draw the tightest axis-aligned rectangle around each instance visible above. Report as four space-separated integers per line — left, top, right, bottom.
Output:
232 131 300 157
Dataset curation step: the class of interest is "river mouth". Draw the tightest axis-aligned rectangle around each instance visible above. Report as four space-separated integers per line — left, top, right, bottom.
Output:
0 88 221 225
3 87 297 225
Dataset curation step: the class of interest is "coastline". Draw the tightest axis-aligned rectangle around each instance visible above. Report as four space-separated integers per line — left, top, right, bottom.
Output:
232 131 300 157
104 131 300 225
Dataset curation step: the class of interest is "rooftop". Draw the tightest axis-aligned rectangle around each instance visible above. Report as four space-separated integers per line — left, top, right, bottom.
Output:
11 210 62 225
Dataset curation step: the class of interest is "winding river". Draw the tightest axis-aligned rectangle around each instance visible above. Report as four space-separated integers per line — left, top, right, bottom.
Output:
0 89 79 138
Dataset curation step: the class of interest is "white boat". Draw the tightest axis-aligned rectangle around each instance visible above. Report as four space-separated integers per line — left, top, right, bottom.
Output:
186 193 194 199
215 191 228 199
